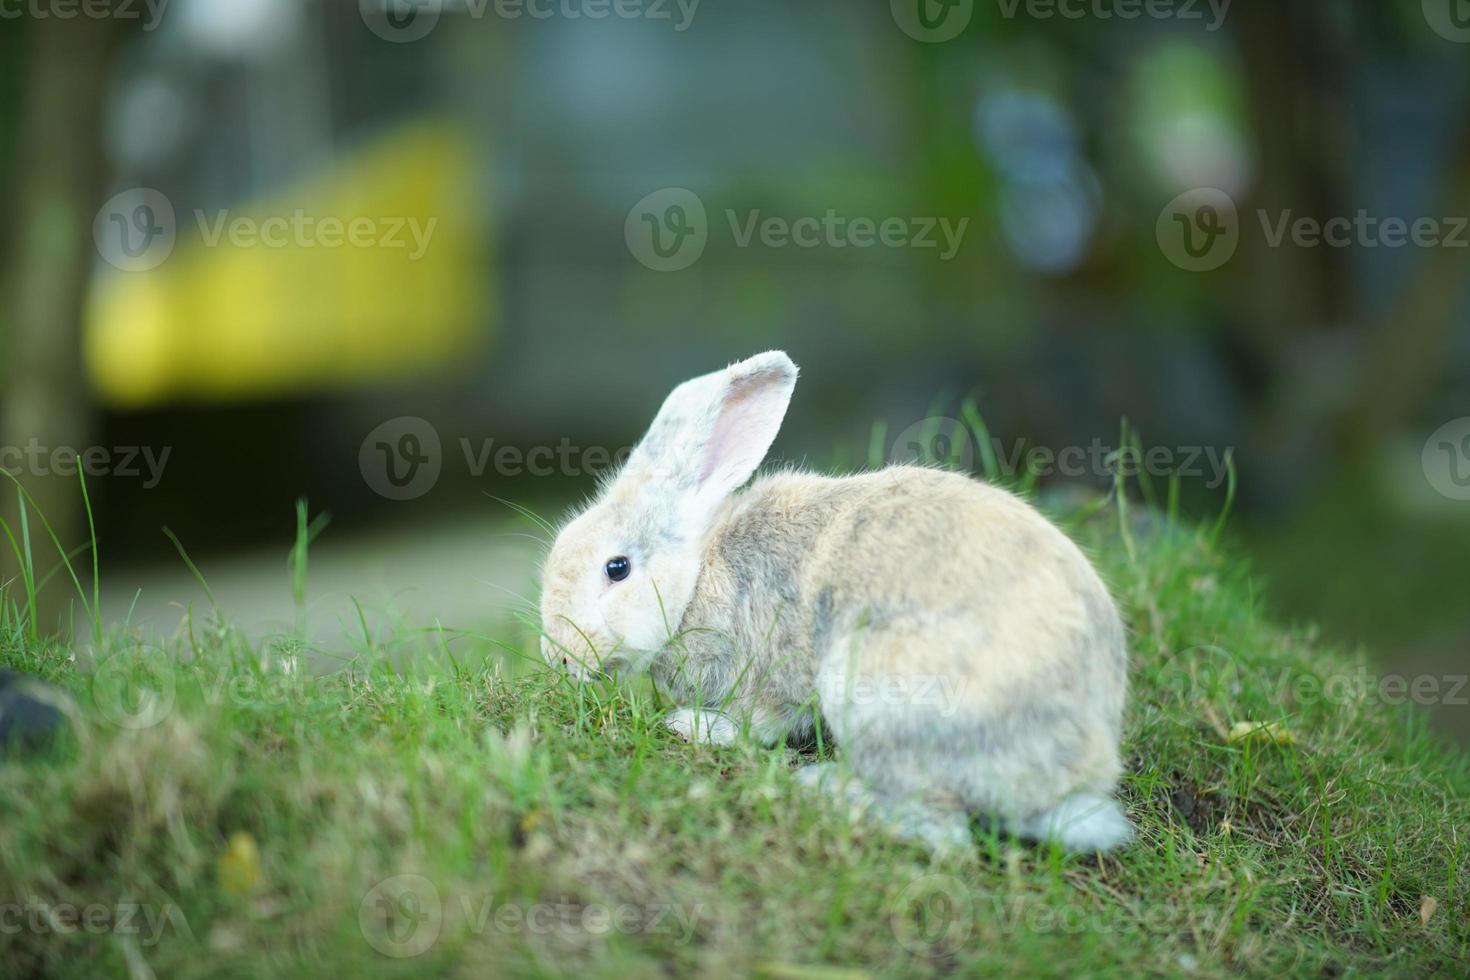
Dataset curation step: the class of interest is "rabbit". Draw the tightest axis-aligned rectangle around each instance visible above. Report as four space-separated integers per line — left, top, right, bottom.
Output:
538 351 1132 854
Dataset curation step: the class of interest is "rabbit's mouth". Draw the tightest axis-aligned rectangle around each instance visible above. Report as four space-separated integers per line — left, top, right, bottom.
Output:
540 635 601 681
601 644 660 678
540 617 663 680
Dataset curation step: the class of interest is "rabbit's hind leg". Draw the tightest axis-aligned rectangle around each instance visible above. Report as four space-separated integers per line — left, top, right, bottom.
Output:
794 763 973 855
818 618 1125 843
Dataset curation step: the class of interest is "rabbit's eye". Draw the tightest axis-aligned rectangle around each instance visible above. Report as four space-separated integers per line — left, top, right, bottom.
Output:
604 556 631 582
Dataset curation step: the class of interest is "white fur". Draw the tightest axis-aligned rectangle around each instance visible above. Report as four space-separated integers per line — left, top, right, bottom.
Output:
664 707 740 745
1013 793 1135 853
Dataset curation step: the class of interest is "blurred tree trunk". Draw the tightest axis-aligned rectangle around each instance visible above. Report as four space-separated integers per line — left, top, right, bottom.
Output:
1343 120 1470 449
0 16 120 634
1233 2 1355 504
1237 5 1469 475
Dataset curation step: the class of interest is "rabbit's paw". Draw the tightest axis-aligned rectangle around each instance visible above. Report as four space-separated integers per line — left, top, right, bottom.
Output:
665 707 740 745
1015 793 1133 853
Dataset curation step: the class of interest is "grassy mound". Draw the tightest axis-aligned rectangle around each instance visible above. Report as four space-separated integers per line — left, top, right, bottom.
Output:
1 508 1466 978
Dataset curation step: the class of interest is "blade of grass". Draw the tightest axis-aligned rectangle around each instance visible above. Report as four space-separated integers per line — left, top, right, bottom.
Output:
1166 471 1181 531
1129 426 1160 512
866 418 888 470
1208 449 1238 550
18 490 37 642
289 499 331 636
0 508 37 643
1114 419 1139 568
0 472 95 637
161 527 221 619
484 493 556 540
78 469 101 645
960 398 1000 482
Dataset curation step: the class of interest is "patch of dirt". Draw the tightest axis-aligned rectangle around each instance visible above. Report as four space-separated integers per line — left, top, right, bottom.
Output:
1165 772 1226 836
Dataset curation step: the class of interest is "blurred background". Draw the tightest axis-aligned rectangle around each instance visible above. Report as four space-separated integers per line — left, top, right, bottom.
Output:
0 0 1467 739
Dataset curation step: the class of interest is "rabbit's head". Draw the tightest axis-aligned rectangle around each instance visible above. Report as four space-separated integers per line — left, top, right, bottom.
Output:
539 351 798 677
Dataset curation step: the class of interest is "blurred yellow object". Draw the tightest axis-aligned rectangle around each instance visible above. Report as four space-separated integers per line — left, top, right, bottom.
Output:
217 831 263 897
1226 720 1296 746
85 121 490 406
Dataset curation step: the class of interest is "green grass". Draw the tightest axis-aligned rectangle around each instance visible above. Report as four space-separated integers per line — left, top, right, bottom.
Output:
1 485 1468 977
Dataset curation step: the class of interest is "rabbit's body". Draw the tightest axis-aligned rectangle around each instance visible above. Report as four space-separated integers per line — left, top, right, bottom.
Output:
660 465 1126 826
540 352 1132 854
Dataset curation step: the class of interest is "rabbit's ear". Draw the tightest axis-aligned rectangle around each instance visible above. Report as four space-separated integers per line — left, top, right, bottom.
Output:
623 351 798 512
